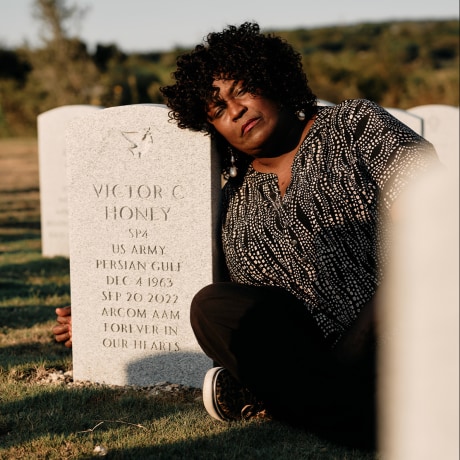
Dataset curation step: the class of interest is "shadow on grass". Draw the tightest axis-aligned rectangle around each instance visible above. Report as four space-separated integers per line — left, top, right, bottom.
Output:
0 282 70 303
0 344 377 458
0 231 41 244
0 256 70 303
0 384 360 459
0 255 69 279
0 304 59 328
1 187 40 195
0 219 41 230
94 421 332 460
0 385 200 444
0 339 71 368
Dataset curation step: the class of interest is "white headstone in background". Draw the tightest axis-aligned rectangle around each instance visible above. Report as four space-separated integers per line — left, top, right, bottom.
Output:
317 99 335 106
38 105 103 257
408 105 459 173
66 104 220 388
384 108 424 135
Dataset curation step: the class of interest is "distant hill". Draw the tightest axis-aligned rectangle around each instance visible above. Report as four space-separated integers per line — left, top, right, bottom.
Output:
273 19 459 108
0 19 458 137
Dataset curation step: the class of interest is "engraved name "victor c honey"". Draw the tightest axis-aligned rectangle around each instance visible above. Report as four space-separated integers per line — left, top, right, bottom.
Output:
93 184 185 221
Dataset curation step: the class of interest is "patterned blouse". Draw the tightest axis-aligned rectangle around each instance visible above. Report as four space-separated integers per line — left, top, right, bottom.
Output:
221 99 439 346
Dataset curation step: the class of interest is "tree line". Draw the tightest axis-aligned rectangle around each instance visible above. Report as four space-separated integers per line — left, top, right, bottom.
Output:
0 1 458 137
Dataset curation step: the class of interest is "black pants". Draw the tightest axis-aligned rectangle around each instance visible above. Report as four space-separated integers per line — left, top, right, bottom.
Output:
190 282 377 449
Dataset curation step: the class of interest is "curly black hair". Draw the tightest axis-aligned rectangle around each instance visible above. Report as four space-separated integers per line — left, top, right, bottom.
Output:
160 22 317 177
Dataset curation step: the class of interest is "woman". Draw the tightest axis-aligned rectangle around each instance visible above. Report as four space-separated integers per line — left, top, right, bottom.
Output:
53 22 439 448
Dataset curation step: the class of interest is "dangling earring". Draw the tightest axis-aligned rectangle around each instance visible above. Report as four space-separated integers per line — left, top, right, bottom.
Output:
296 109 306 121
228 147 238 178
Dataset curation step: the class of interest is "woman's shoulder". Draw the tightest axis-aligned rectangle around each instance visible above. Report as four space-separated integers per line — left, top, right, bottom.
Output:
316 99 389 131
319 98 381 115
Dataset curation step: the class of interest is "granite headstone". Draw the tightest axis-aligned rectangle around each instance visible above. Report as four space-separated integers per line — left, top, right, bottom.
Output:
408 104 459 172
38 105 102 257
65 104 221 388
384 107 424 135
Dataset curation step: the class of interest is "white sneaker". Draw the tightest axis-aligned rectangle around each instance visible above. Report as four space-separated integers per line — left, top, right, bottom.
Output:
202 367 270 422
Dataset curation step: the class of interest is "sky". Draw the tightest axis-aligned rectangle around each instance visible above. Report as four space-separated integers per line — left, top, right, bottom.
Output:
0 0 458 52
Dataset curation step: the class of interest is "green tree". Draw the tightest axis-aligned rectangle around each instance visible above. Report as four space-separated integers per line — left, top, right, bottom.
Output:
23 0 101 113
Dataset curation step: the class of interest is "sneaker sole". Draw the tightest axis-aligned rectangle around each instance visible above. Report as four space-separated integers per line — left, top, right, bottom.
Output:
202 367 228 422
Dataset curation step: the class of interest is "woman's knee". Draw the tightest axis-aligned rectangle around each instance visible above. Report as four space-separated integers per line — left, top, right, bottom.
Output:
192 283 221 311
190 282 228 328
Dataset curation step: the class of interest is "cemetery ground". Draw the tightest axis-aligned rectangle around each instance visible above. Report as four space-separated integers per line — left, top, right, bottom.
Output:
0 139 378 459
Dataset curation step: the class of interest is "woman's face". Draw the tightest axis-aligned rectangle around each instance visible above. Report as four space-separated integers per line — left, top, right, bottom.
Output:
206 79 289 158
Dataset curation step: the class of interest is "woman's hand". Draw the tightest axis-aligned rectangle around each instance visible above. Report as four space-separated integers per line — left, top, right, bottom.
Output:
52 306 72 348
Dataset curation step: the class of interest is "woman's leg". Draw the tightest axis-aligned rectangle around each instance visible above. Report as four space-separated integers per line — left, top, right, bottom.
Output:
190 282 376 447
191 282 325 380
